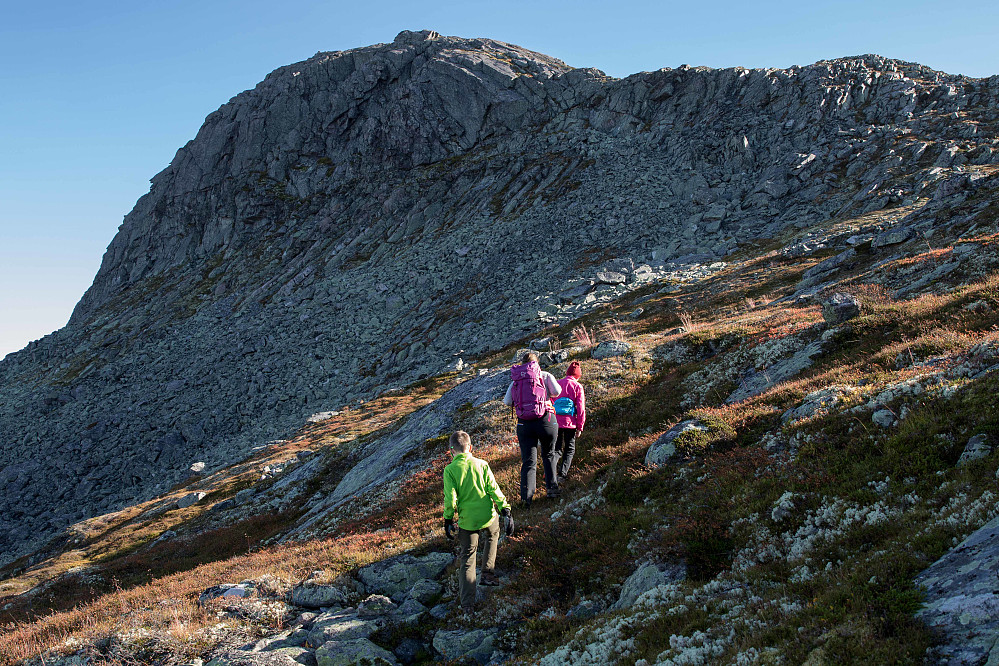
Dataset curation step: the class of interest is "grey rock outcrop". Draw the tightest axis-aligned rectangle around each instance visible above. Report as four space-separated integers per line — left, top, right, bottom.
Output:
726 338 827 403
2 32 997 564
918 515 999 664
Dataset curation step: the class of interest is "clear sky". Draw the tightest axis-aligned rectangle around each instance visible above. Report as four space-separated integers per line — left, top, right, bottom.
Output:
2 0 997 359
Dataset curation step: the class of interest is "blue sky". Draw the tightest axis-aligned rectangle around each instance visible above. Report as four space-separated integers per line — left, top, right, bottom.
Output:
2 0 997 358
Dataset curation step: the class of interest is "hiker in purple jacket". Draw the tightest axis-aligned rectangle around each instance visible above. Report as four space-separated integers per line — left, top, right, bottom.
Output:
503 352 562 506
553 361 586 487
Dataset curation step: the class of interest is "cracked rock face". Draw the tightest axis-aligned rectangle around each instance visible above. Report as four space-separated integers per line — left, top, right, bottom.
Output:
3 30 999 565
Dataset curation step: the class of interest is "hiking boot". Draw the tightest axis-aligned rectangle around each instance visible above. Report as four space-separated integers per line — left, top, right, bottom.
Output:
547 486 561 499
521 497 532 509
480 571 501 586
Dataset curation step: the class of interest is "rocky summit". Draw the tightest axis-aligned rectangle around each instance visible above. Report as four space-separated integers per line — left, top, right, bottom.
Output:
1 29 997 566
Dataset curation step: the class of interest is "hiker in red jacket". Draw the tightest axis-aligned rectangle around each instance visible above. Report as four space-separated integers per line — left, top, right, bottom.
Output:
503 352 562 506
553 361 586 487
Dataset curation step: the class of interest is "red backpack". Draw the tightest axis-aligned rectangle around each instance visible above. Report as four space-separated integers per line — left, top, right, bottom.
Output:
511 361 548 419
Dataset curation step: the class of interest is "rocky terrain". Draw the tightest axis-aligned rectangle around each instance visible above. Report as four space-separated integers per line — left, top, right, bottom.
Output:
1 29 999 665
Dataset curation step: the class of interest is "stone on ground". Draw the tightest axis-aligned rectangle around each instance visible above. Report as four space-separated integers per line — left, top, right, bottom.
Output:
316 638 399 666
822 292 861 325
591 340 631 359
356 551 453 600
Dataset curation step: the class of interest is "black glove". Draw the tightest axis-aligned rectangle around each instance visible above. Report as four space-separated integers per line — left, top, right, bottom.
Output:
501 508 514 537
444 518 457 540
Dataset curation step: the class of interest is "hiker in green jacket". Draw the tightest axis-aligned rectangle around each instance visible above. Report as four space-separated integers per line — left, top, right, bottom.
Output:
443 430 515 611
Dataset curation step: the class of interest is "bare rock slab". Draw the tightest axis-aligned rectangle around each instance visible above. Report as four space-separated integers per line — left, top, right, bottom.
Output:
918 515 999 665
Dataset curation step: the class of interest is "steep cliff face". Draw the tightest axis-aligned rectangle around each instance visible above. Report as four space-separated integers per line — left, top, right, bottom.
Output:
1 29 997 566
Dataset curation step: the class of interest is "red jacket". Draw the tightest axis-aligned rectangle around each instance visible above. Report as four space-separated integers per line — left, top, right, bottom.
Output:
555 377 586 431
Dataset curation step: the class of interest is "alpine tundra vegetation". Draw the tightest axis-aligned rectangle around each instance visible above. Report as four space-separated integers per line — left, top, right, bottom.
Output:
2 29 999 665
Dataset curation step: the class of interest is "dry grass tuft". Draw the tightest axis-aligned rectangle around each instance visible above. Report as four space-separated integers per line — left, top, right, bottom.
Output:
600 319 627 343
572 324 594 348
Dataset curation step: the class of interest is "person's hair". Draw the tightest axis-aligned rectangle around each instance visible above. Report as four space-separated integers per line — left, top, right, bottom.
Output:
449 430 472 452
522 352 539 364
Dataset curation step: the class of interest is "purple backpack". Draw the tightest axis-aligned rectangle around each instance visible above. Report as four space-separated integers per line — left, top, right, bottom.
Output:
511 362 548 420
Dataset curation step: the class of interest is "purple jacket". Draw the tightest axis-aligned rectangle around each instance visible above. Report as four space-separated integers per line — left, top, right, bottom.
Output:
555 377 586 431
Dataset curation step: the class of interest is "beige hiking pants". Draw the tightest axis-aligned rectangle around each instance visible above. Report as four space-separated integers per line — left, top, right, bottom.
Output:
457 515 499 608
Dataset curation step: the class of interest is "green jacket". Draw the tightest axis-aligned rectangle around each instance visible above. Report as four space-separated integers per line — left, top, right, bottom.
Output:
443 452 510 531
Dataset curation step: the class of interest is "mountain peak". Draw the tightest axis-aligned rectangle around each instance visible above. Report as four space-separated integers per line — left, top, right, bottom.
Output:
392 28 441 46
2 34 997 573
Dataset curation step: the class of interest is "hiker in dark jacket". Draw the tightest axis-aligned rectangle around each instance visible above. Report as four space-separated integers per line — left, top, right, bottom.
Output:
553 360 586 486
502 352 562 505
443 430 514 611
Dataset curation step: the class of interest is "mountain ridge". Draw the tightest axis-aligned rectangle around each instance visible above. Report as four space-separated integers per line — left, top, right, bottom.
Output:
1 29 997 571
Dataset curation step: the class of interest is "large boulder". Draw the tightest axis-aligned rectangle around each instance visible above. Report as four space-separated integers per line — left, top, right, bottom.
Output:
356 551 453 600
822 292 861 325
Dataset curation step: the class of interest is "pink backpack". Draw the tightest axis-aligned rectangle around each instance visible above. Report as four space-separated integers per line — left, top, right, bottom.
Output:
511 362 548 419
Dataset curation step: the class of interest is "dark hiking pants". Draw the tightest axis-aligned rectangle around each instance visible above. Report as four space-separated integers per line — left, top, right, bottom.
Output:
553 427 577 484
516 411 558 501
457 516 500 608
